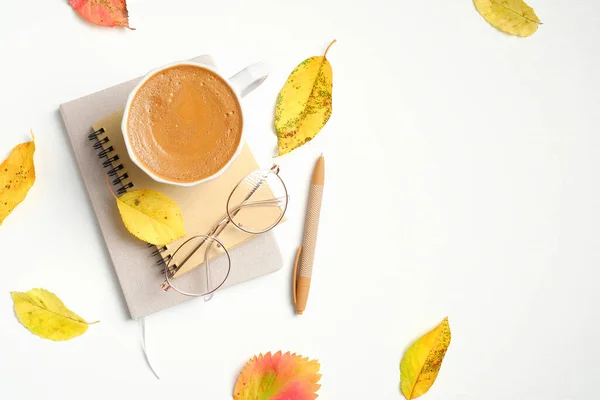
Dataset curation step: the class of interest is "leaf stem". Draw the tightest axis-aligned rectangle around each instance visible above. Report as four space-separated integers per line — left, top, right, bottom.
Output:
324 39 337 58
105 175 117 199
88 320 100 325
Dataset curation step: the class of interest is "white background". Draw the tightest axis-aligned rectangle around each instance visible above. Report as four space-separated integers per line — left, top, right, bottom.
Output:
0 0 599 398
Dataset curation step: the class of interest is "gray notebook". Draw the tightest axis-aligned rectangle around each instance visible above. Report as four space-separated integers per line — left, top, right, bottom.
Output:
59 55 283 319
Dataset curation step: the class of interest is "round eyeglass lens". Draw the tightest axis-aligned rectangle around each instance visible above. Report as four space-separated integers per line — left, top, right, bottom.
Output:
164 235 231 297
227 168 288 234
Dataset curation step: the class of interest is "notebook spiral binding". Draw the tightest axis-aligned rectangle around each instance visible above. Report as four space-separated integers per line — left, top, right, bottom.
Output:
150 243 177 275
88 127 171 271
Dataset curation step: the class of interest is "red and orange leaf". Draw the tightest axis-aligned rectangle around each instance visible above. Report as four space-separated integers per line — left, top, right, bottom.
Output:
234 351 321 400
68 0 134 30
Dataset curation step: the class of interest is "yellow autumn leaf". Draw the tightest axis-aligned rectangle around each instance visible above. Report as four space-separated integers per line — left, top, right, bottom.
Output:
474 0 541 37
114 188 185 246
11 288 98 341
275 40 336 156
400 317 451 399
0 135 35 225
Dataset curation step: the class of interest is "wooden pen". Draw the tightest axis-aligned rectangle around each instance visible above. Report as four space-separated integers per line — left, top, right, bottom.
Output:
293 154 325 315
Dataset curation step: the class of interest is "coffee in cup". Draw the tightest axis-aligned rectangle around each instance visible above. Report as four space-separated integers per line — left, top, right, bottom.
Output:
125 65 243 184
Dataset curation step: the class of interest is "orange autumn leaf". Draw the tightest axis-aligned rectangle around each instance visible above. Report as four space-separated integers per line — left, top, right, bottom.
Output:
68 0 134 30
234 351 321 400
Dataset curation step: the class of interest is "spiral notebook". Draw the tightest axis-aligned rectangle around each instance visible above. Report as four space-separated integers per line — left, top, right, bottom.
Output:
60 55 283 319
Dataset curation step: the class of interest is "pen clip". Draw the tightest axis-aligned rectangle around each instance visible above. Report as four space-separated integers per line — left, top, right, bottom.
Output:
293 246 302 306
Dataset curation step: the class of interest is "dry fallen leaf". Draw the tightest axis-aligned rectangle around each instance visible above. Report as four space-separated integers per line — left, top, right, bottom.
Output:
473 0 541 37
275 40 336 156
11 288 98 341
109 181 185 246
69 0 135 30
400 317 451 399
0 136 35 226
234 351 321 400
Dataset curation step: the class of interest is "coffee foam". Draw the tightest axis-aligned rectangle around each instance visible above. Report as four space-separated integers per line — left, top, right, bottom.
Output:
127 65 243 183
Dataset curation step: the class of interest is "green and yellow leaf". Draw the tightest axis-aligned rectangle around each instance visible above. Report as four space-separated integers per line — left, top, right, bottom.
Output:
474 0 541 37
0 136 35 225
400 317 451 399
275 40 336 156
11 288 97 341
115 188 185 246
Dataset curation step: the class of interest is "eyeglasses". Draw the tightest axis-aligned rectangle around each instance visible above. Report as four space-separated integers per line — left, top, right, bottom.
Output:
159 165 288 298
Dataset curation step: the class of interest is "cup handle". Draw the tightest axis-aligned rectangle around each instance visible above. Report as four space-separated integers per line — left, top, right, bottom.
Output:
229 62 269 98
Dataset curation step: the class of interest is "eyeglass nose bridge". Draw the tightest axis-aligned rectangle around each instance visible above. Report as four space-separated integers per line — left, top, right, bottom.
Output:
208 216 231 239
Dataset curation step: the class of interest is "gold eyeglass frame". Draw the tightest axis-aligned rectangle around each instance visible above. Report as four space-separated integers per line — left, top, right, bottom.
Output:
160 164 288 297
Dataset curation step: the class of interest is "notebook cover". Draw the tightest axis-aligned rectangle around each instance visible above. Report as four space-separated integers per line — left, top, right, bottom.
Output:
59 55 283 319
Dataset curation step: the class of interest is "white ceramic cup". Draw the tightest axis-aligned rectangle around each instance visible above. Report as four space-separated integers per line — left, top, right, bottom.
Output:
122 60 269 187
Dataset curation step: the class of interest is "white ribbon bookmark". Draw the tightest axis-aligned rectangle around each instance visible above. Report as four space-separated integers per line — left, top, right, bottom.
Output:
140 317 161 379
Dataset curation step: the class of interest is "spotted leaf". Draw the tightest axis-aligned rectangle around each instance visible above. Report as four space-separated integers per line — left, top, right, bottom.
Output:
400 317 451 399
0 136 35 226
69 0 134 30
114 189 185 246
275 41 336 155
